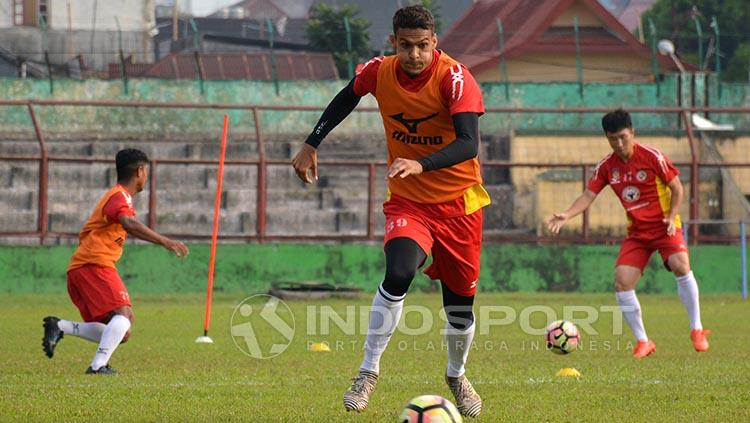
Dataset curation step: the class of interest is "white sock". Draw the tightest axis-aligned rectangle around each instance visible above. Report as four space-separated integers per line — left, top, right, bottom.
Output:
676 271 703 330
90 315 131 371
57 319 105 343
360 285 405 374
445 320 475 378
616 290 648 342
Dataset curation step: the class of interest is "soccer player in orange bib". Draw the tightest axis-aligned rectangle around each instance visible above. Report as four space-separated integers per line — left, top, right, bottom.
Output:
546 109 710 358
292 5 488 417
42 149 189 374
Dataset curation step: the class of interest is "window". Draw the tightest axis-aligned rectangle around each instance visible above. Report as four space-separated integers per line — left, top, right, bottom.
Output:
13 0 49 27
13 0 23 25
38 0 48 25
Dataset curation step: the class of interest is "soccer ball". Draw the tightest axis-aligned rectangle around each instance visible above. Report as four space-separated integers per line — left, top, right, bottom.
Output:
398 395 463 423
545 320 580 354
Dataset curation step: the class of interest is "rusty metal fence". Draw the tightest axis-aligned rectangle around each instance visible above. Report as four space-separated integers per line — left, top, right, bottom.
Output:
1 100 749 245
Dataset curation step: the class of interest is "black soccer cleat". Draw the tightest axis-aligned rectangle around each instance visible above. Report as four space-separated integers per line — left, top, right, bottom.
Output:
42 316 64 358
85 365 117 375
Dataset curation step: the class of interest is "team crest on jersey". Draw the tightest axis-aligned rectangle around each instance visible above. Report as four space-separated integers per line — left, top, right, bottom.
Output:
621 186 640 202
636 170 647 182
610 169 621 184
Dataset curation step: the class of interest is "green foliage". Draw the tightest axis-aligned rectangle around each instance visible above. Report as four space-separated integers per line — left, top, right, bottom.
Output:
306 3 372 80
405 0 445 34
641 0 750 81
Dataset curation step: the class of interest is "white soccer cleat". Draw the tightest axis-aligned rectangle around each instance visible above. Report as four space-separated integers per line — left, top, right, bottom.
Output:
343 369 378 412
445 374 482 418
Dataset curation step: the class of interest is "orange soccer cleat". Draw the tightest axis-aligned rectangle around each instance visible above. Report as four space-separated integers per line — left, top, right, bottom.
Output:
690 329 711 352
632 340 656 358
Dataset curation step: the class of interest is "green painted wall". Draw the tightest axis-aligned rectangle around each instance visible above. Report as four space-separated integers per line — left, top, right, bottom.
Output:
1 75 748 137
0 244 744 294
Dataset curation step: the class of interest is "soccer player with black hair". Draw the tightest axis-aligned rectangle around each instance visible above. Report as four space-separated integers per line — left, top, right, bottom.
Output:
547 109 710 358
292 5 487 417
42 148 189 374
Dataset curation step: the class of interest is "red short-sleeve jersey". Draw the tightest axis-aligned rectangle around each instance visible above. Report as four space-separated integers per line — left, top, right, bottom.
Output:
588 143 681 232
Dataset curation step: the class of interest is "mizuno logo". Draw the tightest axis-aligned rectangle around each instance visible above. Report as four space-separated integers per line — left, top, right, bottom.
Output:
389 112 438 134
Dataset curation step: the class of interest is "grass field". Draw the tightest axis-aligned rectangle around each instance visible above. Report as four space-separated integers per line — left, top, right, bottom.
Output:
1 292 749 422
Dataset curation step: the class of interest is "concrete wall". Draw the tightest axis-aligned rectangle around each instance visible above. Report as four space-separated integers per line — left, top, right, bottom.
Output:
0 0 155 69
0 0 12 28
476 53 655 83
48 0 154 31
1 244 746 294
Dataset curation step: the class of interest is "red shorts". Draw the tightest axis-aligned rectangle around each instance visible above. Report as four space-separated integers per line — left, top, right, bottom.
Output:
383 194 482 296
616 229 689 272
67 265 132 323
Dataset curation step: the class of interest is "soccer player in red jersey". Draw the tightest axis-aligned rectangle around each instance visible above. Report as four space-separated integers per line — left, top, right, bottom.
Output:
547 109 710 358
42 149 189 374
292 5 488 417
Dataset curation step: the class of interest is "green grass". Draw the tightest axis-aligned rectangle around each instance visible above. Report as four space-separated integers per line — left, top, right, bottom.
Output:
1 293 749 422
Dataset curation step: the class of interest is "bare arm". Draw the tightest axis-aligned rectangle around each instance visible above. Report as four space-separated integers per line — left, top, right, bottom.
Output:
546 190 598 234
664 176 684 236
119 215 189 257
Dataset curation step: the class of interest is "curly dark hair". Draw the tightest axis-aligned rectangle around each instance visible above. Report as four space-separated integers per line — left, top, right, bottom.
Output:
116 148 149 182
392 5 434 34
601 108 633 133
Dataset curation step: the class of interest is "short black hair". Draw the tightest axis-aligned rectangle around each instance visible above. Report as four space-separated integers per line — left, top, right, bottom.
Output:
116 148 148 182
393 5 434 34
601 109 632 133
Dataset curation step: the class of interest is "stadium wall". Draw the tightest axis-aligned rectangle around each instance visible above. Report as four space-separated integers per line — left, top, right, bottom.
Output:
0 75 748 135
0 244 744 294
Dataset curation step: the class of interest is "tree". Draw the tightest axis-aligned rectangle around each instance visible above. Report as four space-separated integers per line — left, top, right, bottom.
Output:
306 3 372 80
641 0 750 82
405 0 445 34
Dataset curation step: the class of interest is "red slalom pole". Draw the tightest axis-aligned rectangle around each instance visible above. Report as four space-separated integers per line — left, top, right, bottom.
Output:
196 114 229 344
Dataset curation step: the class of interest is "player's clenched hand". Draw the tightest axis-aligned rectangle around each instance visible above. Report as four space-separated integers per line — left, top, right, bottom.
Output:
291 144 318 184
663 217 677 236
165 239 189 257
546 213 569 235
388 158 423 179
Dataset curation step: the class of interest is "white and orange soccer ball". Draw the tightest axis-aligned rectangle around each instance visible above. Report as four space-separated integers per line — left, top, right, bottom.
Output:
545 320 580 355
398 395 463 423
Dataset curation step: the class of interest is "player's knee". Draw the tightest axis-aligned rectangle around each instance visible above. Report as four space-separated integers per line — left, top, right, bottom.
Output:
672 263 691 277
614 279 631 292
445 308 474 330
383 268 416 297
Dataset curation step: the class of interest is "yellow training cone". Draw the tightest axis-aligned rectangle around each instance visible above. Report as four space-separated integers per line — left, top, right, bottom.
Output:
309 342 331 352
556 368 581 377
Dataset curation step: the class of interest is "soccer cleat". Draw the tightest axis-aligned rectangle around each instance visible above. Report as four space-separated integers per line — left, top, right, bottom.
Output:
85 365 117 375
690 329 711 352
42 316 64 358
632 340 656 358
343 369 378 412
445 374 482 418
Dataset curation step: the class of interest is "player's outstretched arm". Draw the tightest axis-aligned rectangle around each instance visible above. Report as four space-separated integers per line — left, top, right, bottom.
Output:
292 78 362 183
664 176 684 236
119 215 189 257
546 190 597 234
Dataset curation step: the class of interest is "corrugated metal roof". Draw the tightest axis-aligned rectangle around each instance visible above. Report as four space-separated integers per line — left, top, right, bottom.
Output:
109 51 338 80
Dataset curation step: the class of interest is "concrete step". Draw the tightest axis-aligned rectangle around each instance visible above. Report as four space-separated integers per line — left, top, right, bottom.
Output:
0 189 35 210
0 210 36 232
